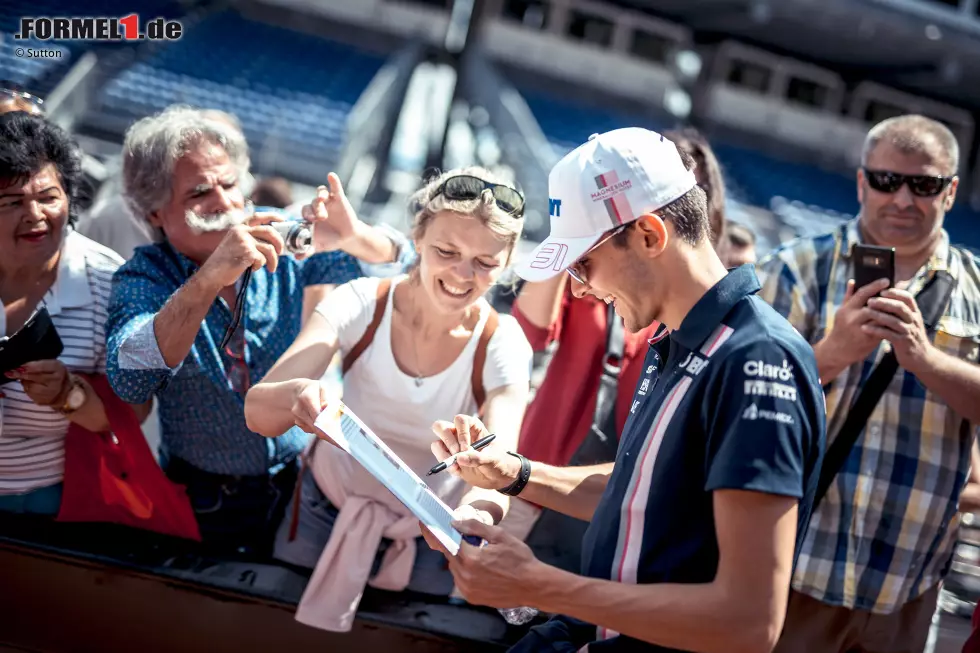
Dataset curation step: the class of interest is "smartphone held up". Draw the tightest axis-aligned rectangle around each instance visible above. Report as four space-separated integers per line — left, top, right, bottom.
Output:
852 244 895 295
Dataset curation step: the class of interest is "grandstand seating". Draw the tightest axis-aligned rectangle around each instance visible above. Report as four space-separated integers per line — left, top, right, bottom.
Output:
0 36 70 87
97 10 385 166
523 90 857 212
522 89 980 249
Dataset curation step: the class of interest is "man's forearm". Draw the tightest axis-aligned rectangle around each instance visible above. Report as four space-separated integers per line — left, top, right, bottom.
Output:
960 484 980 514
812 337 849 384
519 462 613 522
154 272 220 369
530 567 775 653
913 346 980 424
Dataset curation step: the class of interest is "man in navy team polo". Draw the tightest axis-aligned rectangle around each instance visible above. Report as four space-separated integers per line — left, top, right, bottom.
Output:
421 127 827 653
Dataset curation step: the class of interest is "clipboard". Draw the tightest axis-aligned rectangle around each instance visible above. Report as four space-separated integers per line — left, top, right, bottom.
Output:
313 398 465 555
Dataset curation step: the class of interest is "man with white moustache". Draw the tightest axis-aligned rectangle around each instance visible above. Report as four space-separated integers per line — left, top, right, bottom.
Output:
77 109 255 261
105 105 412 556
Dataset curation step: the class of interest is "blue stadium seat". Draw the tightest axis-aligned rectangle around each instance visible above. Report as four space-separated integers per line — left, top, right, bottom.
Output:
520 89 980 250
0 36 70 87
98 10 385 165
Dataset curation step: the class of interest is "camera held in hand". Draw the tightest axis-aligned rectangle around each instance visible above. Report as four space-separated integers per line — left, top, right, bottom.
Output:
271 219 314 256
249 203 314 256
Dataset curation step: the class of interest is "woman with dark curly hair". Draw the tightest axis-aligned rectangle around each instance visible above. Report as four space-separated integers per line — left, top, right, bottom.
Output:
0 112 123 514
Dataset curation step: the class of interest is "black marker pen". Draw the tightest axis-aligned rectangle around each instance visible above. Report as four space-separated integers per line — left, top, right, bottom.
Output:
427 433 497 476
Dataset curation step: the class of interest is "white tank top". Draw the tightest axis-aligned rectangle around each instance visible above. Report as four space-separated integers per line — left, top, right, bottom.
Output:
312 275 491 508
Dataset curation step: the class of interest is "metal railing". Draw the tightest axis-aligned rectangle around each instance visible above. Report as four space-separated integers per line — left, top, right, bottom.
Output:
457 43 558 244
333 39 428 211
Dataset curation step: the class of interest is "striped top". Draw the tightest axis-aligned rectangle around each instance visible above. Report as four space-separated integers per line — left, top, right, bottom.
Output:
0 230 124 495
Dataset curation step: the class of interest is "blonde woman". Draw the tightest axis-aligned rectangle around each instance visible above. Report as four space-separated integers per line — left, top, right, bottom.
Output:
244 167 533 631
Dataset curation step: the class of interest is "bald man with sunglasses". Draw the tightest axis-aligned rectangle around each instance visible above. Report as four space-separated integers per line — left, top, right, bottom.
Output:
757 114 980 653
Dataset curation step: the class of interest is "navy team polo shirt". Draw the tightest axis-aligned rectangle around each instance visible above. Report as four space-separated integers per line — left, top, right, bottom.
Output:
511 265 826 653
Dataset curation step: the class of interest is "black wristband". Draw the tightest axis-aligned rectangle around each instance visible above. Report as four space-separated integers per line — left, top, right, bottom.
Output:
497 452 531 497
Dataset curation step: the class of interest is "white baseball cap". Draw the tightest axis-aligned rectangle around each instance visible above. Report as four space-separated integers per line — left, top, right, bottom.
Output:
516 127 697 282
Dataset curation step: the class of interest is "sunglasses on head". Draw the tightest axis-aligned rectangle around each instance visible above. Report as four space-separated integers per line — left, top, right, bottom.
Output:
0 83 44 111
432 175 525 217
862 168 954 197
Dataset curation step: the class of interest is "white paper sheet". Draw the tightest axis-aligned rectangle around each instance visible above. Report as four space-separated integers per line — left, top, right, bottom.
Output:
313 398 463 556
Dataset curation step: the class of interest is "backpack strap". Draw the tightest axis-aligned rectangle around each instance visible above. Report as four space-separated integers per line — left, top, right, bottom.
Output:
471 307 500 411
342 278 393 375
289 277 392 542
576 301 625 465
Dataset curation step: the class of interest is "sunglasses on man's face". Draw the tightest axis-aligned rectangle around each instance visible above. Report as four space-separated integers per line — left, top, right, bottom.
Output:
862 168 954 198
433 175 526 217
566 223 629 286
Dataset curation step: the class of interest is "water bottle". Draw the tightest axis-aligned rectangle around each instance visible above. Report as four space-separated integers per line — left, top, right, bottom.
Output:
461 535 539 625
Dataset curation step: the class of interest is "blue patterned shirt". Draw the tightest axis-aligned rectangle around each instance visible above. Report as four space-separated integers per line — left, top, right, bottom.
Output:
106 237 412 477
757 218 980 613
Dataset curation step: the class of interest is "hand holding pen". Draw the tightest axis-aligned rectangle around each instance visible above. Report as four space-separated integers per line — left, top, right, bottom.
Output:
431 415 523 490
428 433 496 476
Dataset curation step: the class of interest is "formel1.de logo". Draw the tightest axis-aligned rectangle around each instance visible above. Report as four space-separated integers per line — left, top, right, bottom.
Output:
15 14 183 41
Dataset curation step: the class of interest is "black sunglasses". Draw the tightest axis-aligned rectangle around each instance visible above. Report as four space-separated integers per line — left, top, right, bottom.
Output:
433 175 525 217
862 168 954 197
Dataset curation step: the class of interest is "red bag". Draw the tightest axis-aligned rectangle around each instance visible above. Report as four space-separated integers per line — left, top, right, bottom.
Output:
56 374 201 541
964 603 980 653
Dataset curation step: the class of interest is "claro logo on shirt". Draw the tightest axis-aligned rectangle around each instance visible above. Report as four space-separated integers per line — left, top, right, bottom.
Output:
743 359 794 381
742 359 797 401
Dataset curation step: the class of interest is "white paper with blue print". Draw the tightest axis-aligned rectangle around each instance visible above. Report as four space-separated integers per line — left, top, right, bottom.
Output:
313 398 462 555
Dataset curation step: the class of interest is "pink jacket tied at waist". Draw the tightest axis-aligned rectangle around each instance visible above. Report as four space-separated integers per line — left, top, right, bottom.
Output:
294 443 422 632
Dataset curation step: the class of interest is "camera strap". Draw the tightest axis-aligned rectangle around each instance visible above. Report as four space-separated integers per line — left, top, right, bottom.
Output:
219 268 252 350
